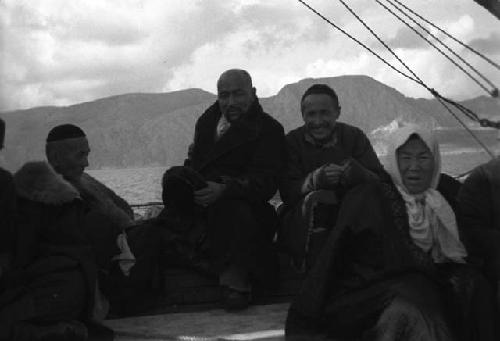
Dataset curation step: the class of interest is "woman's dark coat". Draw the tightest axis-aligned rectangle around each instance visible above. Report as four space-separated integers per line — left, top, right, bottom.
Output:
286 174 496 340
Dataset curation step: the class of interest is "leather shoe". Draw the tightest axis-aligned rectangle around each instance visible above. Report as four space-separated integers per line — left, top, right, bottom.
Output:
222 287 251 311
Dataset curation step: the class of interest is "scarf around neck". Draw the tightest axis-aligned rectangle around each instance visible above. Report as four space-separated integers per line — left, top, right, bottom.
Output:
385 124 467 263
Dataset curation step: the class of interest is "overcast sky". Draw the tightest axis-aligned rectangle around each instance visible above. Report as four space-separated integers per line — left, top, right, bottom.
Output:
1 0 499 112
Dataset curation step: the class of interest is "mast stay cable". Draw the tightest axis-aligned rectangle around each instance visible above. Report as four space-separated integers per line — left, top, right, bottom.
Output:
335 0 495 158
296 0 496 159
381 0 497 96
390 0 500 71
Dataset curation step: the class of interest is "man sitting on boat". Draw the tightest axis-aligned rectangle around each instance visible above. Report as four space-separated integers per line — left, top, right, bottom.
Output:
458 156 500 314
285 124 497 340
43 124 162 314
278 83 385 269
161 69 286 310
0 122 98 340
0 118 15 282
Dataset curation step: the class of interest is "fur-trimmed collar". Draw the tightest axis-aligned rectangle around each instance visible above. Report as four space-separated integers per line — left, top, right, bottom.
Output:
14 161 80 205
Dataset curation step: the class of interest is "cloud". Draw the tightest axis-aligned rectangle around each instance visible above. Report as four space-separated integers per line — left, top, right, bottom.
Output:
0 0 498 112
469 32 500 54
386 26 429 49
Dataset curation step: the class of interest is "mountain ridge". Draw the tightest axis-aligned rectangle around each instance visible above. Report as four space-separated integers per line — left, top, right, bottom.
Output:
2 75 498 171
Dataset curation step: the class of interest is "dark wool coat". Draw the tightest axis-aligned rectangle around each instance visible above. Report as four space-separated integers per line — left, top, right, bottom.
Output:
278 122 385 265
458 157 500 281
0 167 16 272
286 175 496 340
1 162 98 323
190 100 286 203
186 99 286 285
279 122 385 206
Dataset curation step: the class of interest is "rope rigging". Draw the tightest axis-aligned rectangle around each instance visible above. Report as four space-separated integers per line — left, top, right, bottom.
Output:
390 0 500 71
380 0 498 97
296 0 499 160
335 0 496 159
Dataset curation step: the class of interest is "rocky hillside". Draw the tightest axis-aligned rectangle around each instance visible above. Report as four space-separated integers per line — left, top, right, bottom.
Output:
2 75 498 170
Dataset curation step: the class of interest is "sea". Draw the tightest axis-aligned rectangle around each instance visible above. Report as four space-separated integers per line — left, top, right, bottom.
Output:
88 128 500 206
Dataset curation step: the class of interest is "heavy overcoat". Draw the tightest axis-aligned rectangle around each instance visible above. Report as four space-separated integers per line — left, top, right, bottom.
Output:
278 122 385 265
187 99 286 285
458 157 500 282
0 162 98 331
286 175 496 340
0 167 16 273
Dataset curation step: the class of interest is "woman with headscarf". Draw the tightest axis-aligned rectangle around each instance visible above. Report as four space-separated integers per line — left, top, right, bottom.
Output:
285 124 496 341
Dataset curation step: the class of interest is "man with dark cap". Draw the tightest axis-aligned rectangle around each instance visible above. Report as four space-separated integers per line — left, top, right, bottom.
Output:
0 123 96 340
278 84 385 269
43 124 161 313
162 69 286 310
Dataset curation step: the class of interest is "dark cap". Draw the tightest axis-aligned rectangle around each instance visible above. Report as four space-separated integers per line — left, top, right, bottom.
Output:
46 124 86 143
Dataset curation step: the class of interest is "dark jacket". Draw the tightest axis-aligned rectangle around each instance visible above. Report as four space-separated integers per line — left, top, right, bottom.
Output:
280 122 385 206
184 99 286 284
287 174 471 338
0 168 16 274
7 162 98 318
458 157 500 279
189 100 286 203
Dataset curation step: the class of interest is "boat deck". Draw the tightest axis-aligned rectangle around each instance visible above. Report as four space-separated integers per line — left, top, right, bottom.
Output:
105 303 288 341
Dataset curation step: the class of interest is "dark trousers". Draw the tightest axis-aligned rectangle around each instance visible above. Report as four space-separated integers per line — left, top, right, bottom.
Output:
206 199 278 287
162 167 279 288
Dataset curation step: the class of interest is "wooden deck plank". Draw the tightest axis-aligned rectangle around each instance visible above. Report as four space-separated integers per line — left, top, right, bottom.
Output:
104 303 288 341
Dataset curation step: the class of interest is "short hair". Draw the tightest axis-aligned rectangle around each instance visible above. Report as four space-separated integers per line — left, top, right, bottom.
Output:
300 84 340 109
46 124 86 143
217 69 253 89
0 117 5 149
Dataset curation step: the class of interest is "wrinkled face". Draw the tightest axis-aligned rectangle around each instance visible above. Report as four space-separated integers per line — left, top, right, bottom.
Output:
51 137 90 182
217 72 255 123
301 94 340 143
397 137 435 194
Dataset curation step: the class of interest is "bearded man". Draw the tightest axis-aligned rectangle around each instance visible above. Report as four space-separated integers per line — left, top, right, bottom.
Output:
278 84 385 269
161 69 286 310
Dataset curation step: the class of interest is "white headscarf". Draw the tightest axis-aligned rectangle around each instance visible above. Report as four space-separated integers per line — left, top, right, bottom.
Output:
385 124 467 263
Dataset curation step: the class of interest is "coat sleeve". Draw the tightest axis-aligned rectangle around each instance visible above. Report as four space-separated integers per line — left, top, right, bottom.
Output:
222 120 286 202
280 128 384 206
341 128 384 187
457 166 500 278
279 135 318 205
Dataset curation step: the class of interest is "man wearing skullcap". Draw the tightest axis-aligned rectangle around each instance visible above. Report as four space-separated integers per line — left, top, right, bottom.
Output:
0 123 159 340
0 121 95 340
43 124 161 312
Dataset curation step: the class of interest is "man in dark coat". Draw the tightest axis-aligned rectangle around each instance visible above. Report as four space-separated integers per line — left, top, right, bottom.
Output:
278 84 385 269
44 124 161 314
0 117 16 283
0 119 96 340
458 156 500 312
162 69 286 310
0 161 99 341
